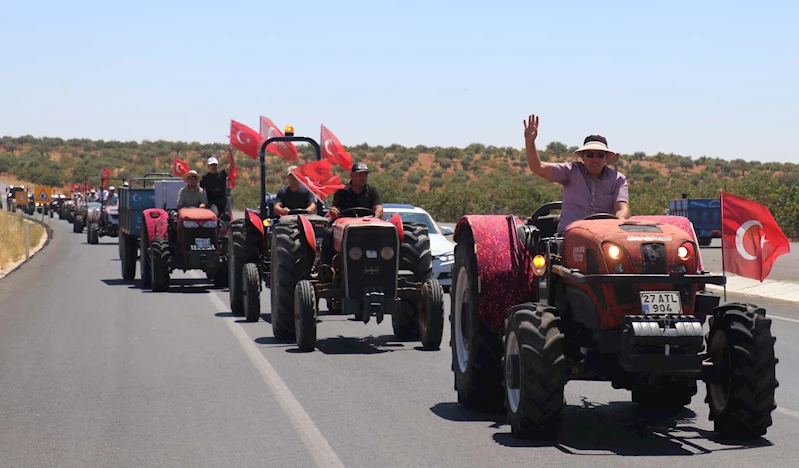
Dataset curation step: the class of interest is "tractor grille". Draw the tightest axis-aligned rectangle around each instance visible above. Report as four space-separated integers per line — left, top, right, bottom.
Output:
343 226 399 299
641 243 666 274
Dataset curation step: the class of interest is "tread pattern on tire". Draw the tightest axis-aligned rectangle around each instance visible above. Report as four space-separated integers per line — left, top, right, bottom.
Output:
420 279 444 350
450 227 504 410
271 221 310 340
150 239 171 292
243 263 261 322
393 222 433 339
705 303 778 438
504 303 567 439
295 280 317 351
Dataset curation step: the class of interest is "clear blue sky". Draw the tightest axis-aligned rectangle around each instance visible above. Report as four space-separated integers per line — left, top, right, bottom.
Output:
1 1 797 163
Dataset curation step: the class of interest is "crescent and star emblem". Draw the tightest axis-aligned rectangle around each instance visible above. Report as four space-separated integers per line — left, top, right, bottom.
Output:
324 139 335 156
236 130 247 145
735 220 768 261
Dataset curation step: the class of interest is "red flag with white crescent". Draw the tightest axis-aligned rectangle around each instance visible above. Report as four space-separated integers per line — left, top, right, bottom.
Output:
320 124 353 172
290 160 345 200
260 116 298 162
102 167 111 189
721 190 790 282
173 158 190 177
230 120 259 159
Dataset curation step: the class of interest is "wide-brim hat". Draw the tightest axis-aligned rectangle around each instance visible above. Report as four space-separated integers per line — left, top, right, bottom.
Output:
182 170 201 182
574 134 619 165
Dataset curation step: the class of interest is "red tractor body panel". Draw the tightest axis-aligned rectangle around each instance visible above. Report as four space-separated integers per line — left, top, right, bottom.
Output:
142 208 169 244
561 218 699 329
455 215 538 332
333 217 396 252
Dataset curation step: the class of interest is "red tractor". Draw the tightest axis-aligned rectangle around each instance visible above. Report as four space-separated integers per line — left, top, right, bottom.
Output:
449 202 778 440
228 126 444 352
139 180 230 291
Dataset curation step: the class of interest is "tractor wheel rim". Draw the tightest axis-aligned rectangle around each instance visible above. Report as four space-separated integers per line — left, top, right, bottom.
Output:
454 267 470 374
505 330 521 413
708 329 732 411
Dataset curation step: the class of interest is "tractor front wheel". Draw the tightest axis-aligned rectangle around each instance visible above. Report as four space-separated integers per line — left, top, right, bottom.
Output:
294 280 317 352
243 263 261 322
149 239 171 292
419 279 444 350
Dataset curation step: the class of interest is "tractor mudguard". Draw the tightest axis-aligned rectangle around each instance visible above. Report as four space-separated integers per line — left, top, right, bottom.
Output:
142 208 169 244
454 215 538 333
297 215 316 253
387 213 405 244
246 208 265 236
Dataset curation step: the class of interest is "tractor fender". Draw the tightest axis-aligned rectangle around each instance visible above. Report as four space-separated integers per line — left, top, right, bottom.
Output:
245 208 264 236
387 213 405 244
297 215 316 253
455 215 538 333
142 208 169 244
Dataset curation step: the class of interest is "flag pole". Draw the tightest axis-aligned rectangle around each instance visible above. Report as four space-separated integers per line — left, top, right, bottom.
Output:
720 189 727 302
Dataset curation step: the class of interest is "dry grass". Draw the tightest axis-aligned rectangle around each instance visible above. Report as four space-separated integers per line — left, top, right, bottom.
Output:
0 210 44 270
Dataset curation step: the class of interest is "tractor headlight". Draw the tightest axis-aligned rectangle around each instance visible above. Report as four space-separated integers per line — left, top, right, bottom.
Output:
202 220 217 228
607 244 622 260
533 255 547 276
381 246 395 260
678 246 690 261
183 220 199 228
349 247 363 261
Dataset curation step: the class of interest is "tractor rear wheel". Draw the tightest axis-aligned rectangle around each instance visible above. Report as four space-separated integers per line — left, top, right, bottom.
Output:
271 220 311 340
120 233 136 281
295 280 317 352
504 302 567 439
73 214 83 233
706 303 778 438
393 221 433 339
243 263 261 322
228 219 251 315
140 226 152 289
450 227 504 410
149 239 171 292
88 222 99 244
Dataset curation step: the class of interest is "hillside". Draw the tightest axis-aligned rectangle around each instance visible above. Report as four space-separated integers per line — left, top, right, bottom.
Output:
2 135 798 238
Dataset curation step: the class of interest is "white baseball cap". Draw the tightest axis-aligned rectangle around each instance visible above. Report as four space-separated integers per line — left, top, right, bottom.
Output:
207 157 219 165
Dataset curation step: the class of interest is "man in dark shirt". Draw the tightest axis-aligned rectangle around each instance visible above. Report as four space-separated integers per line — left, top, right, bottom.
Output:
322 162 384 264
200 150 235 219
329 162 384 219
275 166 317 215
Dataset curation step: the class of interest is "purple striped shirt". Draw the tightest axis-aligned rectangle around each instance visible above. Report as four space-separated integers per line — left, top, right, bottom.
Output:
550 162 629 232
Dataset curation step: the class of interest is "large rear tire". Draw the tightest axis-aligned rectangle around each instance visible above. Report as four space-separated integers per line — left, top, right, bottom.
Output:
149 239 171 292
88 222 99 244
295 280 317 352
393 221 433 339
120 233 136 281
450 227 504 410
243 263 261 322
504 303 567 439
73 214 84 233
271 220 311 341
706 303 778 438
140 226 152 289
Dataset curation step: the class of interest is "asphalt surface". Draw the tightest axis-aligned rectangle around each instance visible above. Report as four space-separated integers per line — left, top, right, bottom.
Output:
1 203 798 467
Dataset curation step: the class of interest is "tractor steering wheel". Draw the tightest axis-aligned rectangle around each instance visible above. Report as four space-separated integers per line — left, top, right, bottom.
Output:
582 213 618 221
529 201 562 225
339 207 376 218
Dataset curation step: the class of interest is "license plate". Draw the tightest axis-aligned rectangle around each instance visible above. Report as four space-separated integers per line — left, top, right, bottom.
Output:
639 291 681 314
194 238 211 249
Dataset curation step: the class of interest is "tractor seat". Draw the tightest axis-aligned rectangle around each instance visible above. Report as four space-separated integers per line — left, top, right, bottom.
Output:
533 214 561 239
178 207 217 221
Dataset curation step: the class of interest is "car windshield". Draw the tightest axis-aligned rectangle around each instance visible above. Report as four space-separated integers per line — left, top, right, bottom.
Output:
382 211 439 234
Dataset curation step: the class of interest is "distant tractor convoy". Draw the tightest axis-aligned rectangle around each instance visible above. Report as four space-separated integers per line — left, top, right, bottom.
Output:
21 132 777 443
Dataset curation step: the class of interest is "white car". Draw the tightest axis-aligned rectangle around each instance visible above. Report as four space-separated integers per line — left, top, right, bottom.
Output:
381 204 455 290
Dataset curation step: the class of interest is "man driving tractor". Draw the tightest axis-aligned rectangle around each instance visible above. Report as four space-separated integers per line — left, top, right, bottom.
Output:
523 113 630 233
274 166 317 216
322 162 384 264
177 170 209 210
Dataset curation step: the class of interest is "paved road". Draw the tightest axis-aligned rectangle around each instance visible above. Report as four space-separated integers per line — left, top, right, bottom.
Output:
2 209 799 467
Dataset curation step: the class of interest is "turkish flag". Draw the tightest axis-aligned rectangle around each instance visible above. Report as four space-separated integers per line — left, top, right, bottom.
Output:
320 124 353 172
227 149 238 189
102 168 111 189
260 116 298 162
230 120 259 159
721 190 790 282
173 158 190 177
290 160 345 200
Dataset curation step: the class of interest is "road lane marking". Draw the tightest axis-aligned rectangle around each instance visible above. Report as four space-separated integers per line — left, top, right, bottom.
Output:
776 407 799 420
206 290 346 468
771 315 799 324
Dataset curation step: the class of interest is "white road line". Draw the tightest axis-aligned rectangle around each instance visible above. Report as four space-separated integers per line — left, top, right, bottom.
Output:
771 315 799 324
776 407 799 420
206 291 346 468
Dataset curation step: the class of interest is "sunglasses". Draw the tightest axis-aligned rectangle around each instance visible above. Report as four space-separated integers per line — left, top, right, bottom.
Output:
582 151 606 159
